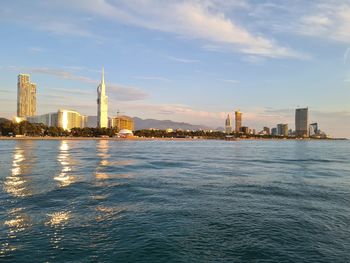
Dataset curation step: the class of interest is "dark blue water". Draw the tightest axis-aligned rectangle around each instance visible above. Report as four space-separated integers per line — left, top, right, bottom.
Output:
0 140 350 262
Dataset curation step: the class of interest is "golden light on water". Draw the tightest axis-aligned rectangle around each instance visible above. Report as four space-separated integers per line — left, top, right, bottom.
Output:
46 211 71 226
4 143 32 197
54 141 75 187
95 206 124 222
95 173 133 179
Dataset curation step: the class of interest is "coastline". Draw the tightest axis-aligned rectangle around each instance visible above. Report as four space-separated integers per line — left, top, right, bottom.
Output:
0 136 201 141
0 136 346 141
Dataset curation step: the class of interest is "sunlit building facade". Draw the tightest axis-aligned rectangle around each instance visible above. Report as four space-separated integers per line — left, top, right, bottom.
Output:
111 115 134 132
17 74 36 117
235 111 242 133
295 108 309 137
277 123 288 136
97 68 108 128
27 110 85 131
56 109 85 131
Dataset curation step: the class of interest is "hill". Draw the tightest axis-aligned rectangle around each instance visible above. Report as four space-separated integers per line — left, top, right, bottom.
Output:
133 117 212 131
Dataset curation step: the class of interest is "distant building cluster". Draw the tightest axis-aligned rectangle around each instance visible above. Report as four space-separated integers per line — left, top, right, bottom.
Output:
225 108 328 138
13 71 134 135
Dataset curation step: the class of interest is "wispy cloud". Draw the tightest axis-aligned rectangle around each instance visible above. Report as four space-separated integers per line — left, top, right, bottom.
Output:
132 76 171 82
298 4 350 43
58 0 306 59
28 47 46 53
165 55 200 63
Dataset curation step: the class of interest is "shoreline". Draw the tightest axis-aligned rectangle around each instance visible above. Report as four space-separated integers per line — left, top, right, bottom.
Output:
0 136 346 141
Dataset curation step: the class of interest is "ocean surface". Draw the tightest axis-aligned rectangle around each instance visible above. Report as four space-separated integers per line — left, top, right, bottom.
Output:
0 140 349 262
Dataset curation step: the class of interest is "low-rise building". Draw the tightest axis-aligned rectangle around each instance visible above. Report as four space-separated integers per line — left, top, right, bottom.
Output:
111 115 134 132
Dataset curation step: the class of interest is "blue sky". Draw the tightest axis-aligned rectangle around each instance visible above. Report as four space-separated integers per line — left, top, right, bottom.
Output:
0 0 349 137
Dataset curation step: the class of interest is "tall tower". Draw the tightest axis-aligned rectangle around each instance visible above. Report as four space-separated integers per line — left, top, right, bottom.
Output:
17 74 36 117
225 114 232 133
235 111 242 133
295 107 308 137
97 67 108 128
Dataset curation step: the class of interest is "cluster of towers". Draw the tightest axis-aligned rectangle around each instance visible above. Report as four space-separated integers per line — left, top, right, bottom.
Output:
225 111 242 134
16 68 110 129
225 108 320 138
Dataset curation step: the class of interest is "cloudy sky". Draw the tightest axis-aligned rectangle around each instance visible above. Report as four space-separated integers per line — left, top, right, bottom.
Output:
0 0 349 137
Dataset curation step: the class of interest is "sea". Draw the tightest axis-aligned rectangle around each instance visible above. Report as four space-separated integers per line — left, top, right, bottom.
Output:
0 139 349 262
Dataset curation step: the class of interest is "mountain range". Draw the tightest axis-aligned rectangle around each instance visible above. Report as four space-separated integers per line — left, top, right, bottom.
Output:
132 117 214 131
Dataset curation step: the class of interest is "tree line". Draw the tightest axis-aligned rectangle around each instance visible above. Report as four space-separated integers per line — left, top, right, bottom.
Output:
0 119 310 139
0 120 117 137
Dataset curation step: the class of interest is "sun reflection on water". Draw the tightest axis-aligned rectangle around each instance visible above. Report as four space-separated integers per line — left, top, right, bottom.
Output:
3 142 33 197
46 211 71 249
54 141 75 187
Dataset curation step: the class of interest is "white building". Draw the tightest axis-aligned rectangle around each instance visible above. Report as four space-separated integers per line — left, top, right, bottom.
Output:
97 67 108 128
27 109 86 131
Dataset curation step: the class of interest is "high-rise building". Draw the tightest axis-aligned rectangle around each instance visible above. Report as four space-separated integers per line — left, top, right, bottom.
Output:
277 123 288 136
263 127 270 135
295 108 309 137
225 114 232 133
111 115 134 132
17 74 36 117
235 111 242 133
240 126 249 134
271 128 277 136
97 67 108 128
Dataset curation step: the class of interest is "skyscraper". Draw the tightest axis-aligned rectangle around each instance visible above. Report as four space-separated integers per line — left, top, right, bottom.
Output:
295 108 309 137
235 111 242 133
17 74 36 117
225 114 232 133
277 123 288 136
97 67 108 128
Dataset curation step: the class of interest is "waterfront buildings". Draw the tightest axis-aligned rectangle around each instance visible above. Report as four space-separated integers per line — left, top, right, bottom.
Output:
27 109 85 131
17 74 36 117
57 109 85 131
111 115 134 132
27 112 55 127
97 68 108 128
277 124 288 136
240 126 249 134
295 108 309 137
263 127 270 135
271 128 277 136
235 111 242 133
309 123 318 136
225 114 232 133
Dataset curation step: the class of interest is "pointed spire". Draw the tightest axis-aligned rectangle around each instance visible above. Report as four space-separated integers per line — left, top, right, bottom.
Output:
101 67 105 85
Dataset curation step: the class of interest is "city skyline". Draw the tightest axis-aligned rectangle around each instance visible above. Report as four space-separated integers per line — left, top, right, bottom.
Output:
0 1 349 137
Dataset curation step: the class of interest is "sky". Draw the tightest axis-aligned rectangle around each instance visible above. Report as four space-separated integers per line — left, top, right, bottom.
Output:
0 0 349 137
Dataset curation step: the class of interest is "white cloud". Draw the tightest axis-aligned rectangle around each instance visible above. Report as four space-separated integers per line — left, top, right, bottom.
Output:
62 0 306 59
165 55 200 63
296 3 350 43
132 76 172 82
